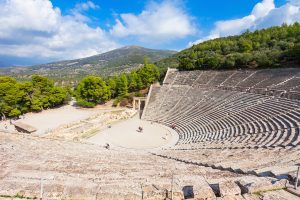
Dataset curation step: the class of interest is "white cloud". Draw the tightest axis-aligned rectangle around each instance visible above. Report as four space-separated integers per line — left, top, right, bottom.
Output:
74 1 98 12
0 0 118 64
110 0 196 42
190 0 300 46
70 1 99 22
251 0 275 18
289 0 300 6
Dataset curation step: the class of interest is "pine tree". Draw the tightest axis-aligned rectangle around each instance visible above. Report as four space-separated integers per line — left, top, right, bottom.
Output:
116 74 128 97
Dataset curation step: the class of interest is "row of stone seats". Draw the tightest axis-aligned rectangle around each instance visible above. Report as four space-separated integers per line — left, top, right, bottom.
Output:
176 98 298 136
142 68 300 151
271 77 300 91
222 70 254 87
171 95 299 148
151 87 233 122
141 68 300 191
143 85 168 118
0 132 200 198
182 70 200 85
157 68 300 101
172 71 191 85
145 69 299 121
154 89 266 124
242 68 299 90
162 68 177 84
205 71 235 87
174 127 300 150
4 132 293 199
167 68 299 89
236 70 274 88
155 86 188 116
155 146 300 181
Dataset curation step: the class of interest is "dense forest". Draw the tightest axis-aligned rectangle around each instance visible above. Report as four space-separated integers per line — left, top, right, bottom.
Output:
0 76 70 118
75 60 160 108
156 23 300 70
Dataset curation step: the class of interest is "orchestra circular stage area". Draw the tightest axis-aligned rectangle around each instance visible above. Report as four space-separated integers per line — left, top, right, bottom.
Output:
87 115 178 149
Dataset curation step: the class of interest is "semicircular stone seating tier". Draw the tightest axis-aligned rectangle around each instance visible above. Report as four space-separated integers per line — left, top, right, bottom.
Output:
142 68 300 150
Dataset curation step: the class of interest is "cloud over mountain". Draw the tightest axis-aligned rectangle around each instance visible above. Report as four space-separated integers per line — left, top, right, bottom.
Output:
0 0 118 65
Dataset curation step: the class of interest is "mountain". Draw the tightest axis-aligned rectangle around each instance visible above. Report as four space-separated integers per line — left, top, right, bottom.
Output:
0 46 176 83
156 23 300 71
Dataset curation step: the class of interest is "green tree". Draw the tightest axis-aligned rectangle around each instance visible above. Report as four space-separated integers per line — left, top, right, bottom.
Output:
0 75 69 118
75 76 111 107
31 75 54 92
0 77 22 117
107 77 117 98
238 39 253 52
138 61 160 87
128 71 143 91
0 76 16 84
17 81 33 113
49 87 68 107
30 98 43 112
116 74 128 97
31 75 54 108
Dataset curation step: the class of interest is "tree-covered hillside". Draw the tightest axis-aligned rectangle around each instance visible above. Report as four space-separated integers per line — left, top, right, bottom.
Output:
156 23 300 70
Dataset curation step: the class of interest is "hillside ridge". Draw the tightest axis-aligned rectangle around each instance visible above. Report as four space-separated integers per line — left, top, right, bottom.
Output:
0 46 176 84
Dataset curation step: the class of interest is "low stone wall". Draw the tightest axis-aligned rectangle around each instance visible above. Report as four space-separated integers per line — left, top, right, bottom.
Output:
47 109 137 141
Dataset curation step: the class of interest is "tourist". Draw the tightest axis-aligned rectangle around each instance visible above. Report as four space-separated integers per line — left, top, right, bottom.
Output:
138 126 143 132
171 123 176 129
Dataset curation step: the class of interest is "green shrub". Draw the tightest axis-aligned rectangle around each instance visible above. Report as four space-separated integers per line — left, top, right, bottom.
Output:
76 99 96 108
134 91 143 97
112 98 120 107
8 108 21 118
120 98 129 107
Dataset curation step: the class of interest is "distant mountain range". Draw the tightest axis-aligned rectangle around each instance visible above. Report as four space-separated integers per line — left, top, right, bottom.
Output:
0 46 176 83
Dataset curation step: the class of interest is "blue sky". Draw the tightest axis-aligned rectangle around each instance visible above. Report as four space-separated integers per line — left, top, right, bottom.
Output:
50 0 287 50
0 0 299 66
52 0 286 31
